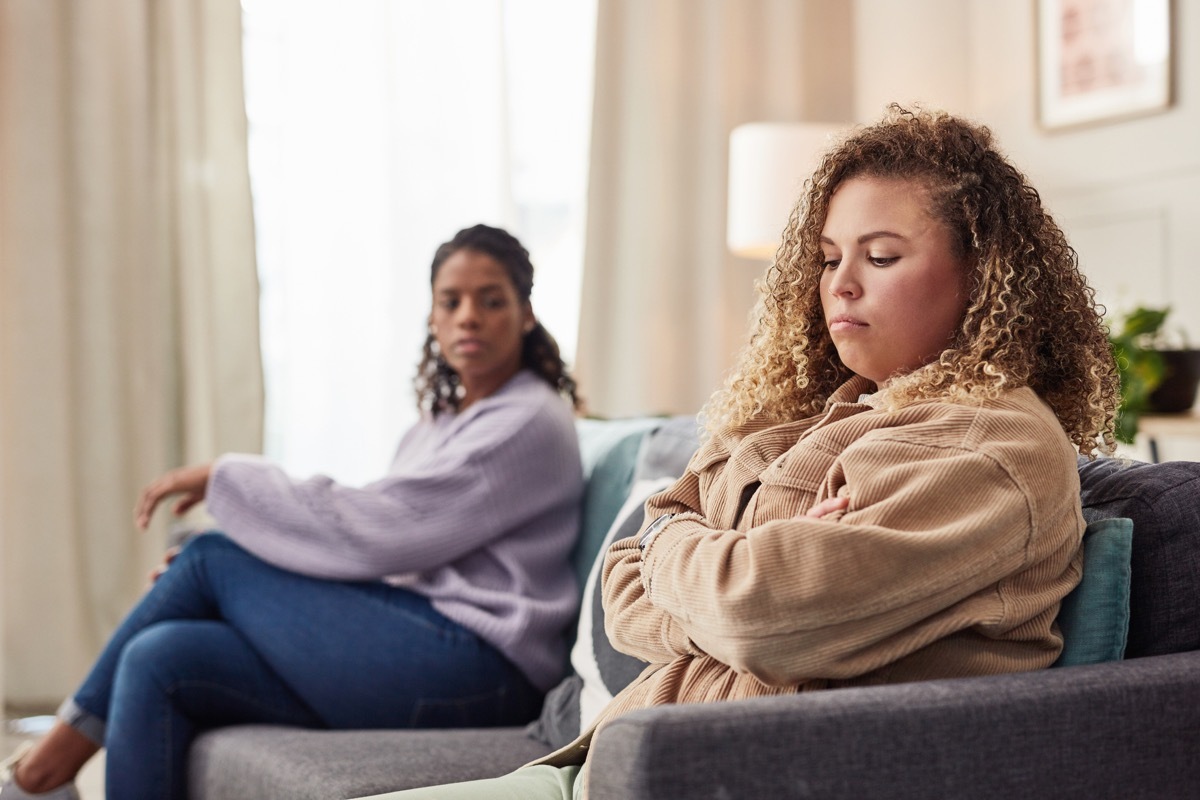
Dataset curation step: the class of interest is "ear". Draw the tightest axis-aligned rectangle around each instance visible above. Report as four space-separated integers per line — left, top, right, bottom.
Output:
521 303 536 334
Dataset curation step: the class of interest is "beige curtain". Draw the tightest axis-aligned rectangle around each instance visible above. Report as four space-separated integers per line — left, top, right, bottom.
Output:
576 0 854 418
0 0 263 706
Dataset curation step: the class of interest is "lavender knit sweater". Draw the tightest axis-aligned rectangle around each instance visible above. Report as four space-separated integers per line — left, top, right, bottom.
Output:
205 370 583 691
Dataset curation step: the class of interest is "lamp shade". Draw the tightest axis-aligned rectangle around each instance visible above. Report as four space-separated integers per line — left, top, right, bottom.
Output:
726 122 847 260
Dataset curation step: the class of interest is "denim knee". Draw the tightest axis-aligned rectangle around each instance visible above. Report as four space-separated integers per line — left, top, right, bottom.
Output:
176 530 238 560
113 622 194 696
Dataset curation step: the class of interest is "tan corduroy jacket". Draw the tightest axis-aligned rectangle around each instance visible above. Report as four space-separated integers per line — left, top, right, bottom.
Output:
541 376 1086 785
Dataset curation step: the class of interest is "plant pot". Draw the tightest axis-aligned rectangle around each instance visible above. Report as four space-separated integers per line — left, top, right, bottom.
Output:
1147 349 1200 413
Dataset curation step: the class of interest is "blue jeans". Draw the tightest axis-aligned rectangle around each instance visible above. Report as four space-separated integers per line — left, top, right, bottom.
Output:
65 533 542 800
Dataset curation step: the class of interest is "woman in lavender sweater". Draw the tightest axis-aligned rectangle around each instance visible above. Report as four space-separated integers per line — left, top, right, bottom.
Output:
1 225 584 800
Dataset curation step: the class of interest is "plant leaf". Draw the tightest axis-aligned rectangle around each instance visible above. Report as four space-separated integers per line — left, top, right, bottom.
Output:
1120 306 1169 340
1108 305 1170 443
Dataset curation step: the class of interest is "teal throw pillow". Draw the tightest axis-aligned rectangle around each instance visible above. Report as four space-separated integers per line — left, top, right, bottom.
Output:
571 419 661 598
1053 516 1133 667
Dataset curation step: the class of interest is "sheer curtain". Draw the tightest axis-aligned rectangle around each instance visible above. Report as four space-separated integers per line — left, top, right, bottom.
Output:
0 0 262 705
242 0 595 486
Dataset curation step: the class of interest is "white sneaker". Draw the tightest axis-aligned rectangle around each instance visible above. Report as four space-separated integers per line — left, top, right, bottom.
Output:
0 743 81 799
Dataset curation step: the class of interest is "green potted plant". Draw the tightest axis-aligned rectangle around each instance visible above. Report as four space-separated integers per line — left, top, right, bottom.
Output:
1108 306 1200 443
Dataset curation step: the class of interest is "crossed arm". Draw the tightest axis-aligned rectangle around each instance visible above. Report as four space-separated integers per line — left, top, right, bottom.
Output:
601 441 1036 686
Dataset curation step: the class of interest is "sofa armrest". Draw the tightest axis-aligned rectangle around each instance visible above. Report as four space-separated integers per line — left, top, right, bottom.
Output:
587 651 1200 800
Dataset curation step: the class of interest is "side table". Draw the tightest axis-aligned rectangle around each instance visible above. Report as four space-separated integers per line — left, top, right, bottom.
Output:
1138 409 1200 463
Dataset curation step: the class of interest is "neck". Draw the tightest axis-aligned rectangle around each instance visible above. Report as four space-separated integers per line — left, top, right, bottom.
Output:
458 367 522 412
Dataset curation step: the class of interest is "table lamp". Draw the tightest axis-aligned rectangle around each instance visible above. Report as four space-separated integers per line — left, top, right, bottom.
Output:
726 122 847 260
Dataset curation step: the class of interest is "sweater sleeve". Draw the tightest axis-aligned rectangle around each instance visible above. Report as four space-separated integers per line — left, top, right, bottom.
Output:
601 464 710 664
205 387 580 581
617 439 1058 684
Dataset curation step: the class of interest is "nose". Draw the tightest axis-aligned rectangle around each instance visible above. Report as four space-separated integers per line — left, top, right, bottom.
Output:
455 297 482 328
825 263 861 299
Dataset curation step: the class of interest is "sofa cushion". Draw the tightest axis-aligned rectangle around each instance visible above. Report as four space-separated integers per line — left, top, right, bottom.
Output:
1053 516 1133 667
631 416 702 483
1077 457 1200 657
572 418 663 592
587 650 1200 800
188 725 547 800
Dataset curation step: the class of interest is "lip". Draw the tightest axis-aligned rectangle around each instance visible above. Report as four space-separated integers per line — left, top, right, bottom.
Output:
453 338 486 354
827 314 868 333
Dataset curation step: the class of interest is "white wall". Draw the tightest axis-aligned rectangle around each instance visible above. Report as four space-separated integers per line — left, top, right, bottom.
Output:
970 1 1200 461
853 0 1200 457
968 0 1200 345
852 0 972 120
855 0 1199 343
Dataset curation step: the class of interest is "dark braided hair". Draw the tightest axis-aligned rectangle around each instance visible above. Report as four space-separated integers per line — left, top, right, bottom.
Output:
414 224 581 415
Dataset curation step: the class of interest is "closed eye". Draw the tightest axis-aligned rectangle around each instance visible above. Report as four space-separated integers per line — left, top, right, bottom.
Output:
823 258 841 270
869 256 899 267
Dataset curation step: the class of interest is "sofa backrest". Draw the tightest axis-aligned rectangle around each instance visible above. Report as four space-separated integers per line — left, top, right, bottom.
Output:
1078 456 1200 658
572 417 699 588
572 418 663 591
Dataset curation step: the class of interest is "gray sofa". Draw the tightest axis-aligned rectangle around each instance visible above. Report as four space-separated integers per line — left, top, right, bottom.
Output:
188 417 1200 799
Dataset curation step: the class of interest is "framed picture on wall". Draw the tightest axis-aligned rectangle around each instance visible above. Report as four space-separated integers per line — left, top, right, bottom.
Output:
1037 0 1173 129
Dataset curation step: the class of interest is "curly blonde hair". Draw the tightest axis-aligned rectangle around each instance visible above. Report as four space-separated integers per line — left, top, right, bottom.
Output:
704 106 1118 456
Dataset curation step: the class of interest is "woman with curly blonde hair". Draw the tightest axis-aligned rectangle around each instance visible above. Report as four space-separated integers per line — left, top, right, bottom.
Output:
356 107 1121 800
708 104 1118 456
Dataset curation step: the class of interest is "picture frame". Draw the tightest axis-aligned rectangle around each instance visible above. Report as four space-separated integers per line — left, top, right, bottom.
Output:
1037 0 1173 130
